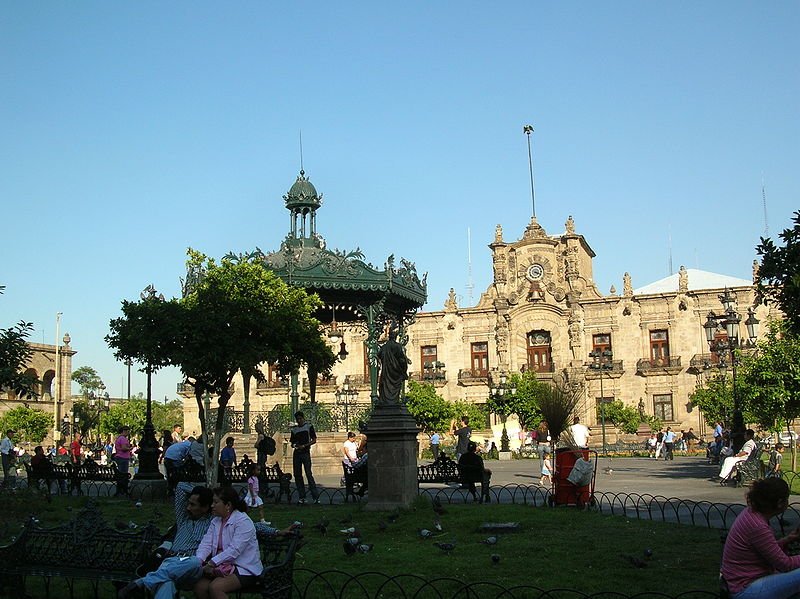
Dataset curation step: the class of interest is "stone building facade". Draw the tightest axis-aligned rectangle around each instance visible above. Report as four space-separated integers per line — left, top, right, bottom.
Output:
0 335 76 440
183 211 773 445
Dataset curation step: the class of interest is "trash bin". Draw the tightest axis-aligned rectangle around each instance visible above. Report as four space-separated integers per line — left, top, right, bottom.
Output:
552 447 596 507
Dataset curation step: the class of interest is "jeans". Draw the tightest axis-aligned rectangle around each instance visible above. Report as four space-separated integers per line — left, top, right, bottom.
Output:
293 450 318 500
114 457 130 495
731 569 800 599
140 556 203 599
1 453 13 488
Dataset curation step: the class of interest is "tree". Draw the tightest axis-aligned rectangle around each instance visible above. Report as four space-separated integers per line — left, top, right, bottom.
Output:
405 381 453 433
689 372 736 429
452 400 488 432
107 250 336 485
603 400 642 434
757 211 800 335
71 366 105 397
0 406 52 443
506 371 545 430
0 321 37 398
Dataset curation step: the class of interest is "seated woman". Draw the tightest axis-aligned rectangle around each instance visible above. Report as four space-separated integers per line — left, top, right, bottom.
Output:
721 477 800 598
193 486 263 599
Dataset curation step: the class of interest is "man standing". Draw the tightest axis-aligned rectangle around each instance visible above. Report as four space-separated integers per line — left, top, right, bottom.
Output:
290 411 319 504
163 438 192 492
118 482 213 599
0 430 14 489
450 416 471 461
663 427 676 460
69 432 83 465
430 430 441 460
569 417 590 449
171 424 183 444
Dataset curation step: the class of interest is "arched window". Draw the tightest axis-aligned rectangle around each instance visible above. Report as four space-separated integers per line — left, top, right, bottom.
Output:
527 331 553 373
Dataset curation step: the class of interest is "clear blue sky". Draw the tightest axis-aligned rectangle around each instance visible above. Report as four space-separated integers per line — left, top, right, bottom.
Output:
2 2 798 402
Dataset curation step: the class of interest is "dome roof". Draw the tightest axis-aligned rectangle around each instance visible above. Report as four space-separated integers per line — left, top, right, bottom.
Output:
284 170 321 209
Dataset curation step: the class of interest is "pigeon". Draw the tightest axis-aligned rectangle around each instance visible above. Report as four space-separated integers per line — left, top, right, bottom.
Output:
343 541 356 556
433 541 456 554
433 519 442 532
292 521 304 529
377 520 388 533
128 521 138 529
357 543 374 553
491 554 500 564
643 548 653 559
620 554 647 568
340 527 357 535
345 537 361 546
418 528 435 539
603 467 614 475
135 501 143 508
480 536 498 546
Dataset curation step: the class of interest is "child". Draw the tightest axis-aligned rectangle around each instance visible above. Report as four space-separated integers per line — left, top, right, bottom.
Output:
246 463 266 521
767 442 784 477
540 447 552 486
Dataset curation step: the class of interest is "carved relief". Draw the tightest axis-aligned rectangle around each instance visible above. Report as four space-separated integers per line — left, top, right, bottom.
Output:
623 272 633 297
752 259 760 284
492 250 507 283
495 314 510 370
678 265 688 293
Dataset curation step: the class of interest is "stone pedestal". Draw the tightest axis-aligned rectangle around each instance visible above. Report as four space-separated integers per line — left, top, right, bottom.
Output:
498 451 513 461
364 403 419 511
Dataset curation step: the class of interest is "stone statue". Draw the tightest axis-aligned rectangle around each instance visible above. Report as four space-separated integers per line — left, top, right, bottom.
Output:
495 224 503 243
752 259 760 284
678 265 688 293
623 272 633 297
377 322 410 404
637 398 645 418
565 215 575 234
444 288 458 311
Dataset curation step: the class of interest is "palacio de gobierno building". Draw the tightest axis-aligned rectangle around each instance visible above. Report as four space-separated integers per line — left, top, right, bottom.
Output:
181 170 775 447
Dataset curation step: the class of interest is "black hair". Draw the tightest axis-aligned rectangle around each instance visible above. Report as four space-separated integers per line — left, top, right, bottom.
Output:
347 432 356 438
467 441 477 452
747 477 789 515
191 486 213 508
461 416 469 425
295 411 304 420
247 462 260 476
213 486 248 513
225 436 235 446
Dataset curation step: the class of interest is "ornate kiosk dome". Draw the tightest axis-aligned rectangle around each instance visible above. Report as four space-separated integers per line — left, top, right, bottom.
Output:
284 170 321 209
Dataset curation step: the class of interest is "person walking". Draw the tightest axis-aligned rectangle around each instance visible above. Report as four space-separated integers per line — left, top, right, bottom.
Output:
430 430 440 460
663 427 676 460
69 432 83 466
0 429 15 489
540 447 553 487
450 416 471 461
290 411 319 504
113 425 133 497
220 437 237 469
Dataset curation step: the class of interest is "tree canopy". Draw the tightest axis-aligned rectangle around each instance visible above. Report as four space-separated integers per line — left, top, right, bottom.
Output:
0 406 51 443
757 211 800 335
0 320 37 398
71 366 105 397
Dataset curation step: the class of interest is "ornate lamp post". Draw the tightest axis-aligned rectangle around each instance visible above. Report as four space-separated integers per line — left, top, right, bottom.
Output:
489 372 517 452
335 377 359 431
88 390 110 453
703 289 759 452
588 349 613 456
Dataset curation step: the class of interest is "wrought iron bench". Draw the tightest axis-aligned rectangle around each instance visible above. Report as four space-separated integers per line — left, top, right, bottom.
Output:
24 461 128 495
237 526 302 599
733 443 766 487
0 500 160 599
342 462 368 502
417 455 492 503
175 459 293 503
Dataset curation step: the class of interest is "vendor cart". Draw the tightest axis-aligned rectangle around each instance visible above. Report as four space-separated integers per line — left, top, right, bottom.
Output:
549 447 597 508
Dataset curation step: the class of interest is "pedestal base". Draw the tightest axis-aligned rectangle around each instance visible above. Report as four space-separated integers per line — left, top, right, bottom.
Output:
129 477 168 501
364 402 419 511
498 451 513 461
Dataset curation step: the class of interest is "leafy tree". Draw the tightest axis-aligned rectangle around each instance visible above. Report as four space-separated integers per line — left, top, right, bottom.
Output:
689 372 736 429
107 250 336 485
452 400 488 432
71 366 105 397
0 406 52 443
0 321 37 398
507 371 545 430
757 211 800 335
602 400 641 434
153 400 184 435
405 381 453 433
101 398 148 438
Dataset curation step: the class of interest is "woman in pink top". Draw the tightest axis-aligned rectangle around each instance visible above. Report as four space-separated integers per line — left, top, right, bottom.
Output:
113 425 132 497
721 477 800 598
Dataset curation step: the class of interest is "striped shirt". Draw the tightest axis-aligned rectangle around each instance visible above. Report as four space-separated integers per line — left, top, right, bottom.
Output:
721 507 800 593
171 482 211 555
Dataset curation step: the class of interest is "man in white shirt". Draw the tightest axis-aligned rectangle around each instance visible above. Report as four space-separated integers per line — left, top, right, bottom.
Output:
717 429 757 481
1 430 15 488
569 417 590 448
430 431 441 460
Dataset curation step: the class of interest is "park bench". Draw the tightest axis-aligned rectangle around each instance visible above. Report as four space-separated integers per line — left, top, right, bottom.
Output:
342 462 368 502
731 442 766 487
417 454 492 503
174 459 293 503
0 500 160 599
24 461 129 495
236 526 302 599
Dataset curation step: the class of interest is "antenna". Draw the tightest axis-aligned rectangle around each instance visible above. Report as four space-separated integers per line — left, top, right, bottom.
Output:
523 125 536 218
466 227 474 304
299 130 304 173
761 171 769 237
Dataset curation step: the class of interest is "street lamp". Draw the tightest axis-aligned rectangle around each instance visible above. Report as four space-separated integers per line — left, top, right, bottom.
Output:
88 390 111 453
335 377 359 431
588 348 613 456
489 372 517 452
423 361 446 381
703 289 759 452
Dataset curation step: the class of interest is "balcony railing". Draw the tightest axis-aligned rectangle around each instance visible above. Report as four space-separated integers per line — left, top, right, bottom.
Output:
584 359 624 377
636 356 682 374
176 382 235 395
256 378 288 390
458 368 489 383
302 376 337 389
689 353 725 371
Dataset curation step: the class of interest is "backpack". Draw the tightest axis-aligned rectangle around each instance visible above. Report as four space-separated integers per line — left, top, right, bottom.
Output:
261 436 277 456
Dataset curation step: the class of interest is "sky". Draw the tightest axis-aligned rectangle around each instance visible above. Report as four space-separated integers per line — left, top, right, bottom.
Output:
2 2 798 402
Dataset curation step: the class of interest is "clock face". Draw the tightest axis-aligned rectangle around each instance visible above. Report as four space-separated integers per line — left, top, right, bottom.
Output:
526 263 544 281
